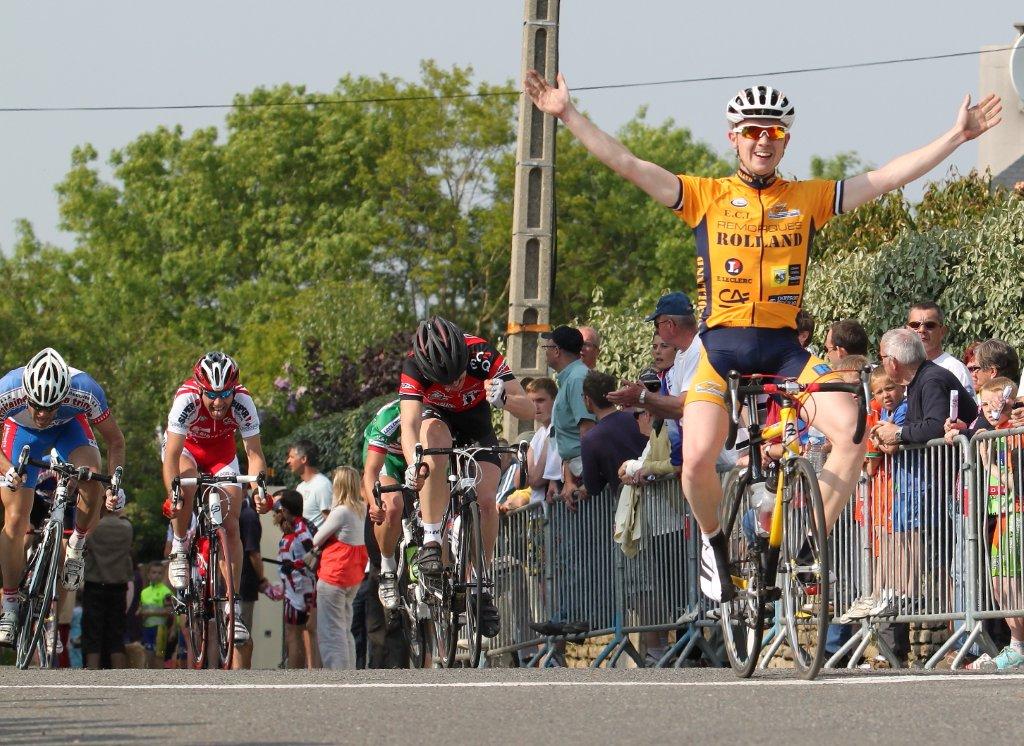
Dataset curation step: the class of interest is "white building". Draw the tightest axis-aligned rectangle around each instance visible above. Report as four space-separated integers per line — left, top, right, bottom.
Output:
978 23 1024 188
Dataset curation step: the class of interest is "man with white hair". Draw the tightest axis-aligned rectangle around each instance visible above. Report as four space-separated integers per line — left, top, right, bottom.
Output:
579 326 602 371
872 328 976 447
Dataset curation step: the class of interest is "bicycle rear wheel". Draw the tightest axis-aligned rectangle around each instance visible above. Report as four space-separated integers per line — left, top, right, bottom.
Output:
16 527 60 670
460 499 485 668
210 527 236 670
719 467 767 678
779 456 830 680
184 536 209 669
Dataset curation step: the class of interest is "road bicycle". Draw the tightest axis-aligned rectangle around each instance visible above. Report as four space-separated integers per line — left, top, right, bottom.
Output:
13 445 122 670
719 369 868 680
170 472 267 670
412 441 527 668
372 481 432 668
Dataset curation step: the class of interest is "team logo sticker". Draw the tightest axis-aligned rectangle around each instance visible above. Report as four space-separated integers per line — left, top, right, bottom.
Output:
772 266 787 286
725 258 743 275
731 198 748 207
813 363 833 376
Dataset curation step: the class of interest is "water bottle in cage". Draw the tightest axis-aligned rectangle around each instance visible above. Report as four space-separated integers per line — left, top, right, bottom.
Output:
209 490 223 525
806 427 827 474
752 463 779 537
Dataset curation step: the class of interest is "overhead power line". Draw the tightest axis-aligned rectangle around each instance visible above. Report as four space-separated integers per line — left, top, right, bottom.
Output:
0 45 1012 114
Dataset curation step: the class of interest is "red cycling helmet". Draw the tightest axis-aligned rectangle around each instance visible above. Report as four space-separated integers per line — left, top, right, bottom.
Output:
193 351 240 391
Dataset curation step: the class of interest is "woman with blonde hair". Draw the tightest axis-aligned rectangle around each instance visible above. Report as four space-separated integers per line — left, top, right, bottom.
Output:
306 465 368 669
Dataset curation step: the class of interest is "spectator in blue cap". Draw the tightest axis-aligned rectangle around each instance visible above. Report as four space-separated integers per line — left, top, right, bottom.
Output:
609 293 702 470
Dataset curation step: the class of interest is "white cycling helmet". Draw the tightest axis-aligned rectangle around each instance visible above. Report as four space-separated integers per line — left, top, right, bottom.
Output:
23 348 71 408
726 85 795 128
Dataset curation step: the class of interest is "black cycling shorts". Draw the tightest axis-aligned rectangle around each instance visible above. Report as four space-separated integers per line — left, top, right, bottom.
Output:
421 404 500 466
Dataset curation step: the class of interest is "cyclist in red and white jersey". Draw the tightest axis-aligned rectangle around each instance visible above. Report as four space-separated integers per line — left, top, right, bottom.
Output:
162 352 269 646
399 317 534 636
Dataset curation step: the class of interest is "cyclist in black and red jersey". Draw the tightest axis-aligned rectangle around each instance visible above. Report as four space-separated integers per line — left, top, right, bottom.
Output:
398 317 534 637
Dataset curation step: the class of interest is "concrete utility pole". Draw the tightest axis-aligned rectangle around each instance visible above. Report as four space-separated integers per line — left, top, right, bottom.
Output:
504 0 560 439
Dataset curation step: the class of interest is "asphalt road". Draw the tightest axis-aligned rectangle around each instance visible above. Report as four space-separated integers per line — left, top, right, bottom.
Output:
1 666 1021 745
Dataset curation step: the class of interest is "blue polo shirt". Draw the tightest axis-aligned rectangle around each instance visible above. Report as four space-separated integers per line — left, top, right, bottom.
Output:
551 359 595 461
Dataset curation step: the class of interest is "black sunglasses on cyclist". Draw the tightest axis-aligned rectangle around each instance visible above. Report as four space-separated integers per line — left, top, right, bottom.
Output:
907 321 940 331
29 401 61 413
203 389 234 400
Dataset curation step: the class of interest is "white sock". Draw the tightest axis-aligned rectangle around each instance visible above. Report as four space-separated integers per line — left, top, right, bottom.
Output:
171 535 187 553
701 529 721 542
381 554 397 574
423 522 443 545
1012 639 1024 654
2 588 18 613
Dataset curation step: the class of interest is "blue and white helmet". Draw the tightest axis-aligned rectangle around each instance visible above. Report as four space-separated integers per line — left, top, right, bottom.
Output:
23 348 71 408
726 85 795 128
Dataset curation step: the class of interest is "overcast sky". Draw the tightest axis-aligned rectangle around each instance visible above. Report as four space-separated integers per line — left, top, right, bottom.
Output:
1 1 1021 254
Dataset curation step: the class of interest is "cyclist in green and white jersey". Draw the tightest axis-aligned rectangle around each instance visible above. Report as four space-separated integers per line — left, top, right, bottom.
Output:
361 398 406 609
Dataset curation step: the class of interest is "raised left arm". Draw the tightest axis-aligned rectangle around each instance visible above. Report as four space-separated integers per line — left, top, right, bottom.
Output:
843 93 1001 212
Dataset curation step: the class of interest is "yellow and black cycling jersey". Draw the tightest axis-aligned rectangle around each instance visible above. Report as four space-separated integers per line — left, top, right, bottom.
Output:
672 174 844 331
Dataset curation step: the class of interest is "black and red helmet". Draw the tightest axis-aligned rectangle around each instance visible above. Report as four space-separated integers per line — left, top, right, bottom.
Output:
412 316 469 385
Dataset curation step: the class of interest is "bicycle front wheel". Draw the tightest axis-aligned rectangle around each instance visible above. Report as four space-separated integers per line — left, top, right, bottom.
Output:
16 527 60 670
210 527 236 670
779 456 830 680
719 466 766 678
460 500 485 668
184 535 209 669
428 572 458 667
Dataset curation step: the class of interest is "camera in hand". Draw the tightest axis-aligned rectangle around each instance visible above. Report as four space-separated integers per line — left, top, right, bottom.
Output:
638 367 661 393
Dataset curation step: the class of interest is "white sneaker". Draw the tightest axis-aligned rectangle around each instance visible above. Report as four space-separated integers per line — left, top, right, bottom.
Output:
0 610 17 647
168 551 189 590
378 572 401 611
62 548 85 591
840 595 877 622
230 601 250 644
699 538 724 602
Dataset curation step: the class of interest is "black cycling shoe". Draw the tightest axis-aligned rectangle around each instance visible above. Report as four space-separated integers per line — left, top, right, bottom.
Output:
416 543 443 577
477 592 501 638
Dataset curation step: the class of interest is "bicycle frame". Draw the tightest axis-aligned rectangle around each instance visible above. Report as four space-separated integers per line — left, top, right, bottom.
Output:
13 445 123 669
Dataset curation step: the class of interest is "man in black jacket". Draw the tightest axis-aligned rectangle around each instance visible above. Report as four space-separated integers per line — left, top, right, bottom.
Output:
870 328 977 663
872 328 976 447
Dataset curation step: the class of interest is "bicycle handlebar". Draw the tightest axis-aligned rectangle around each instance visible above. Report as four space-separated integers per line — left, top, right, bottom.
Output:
16 445 124 492
371 480 412 509
170 472 268 510
725 366 870 448
411 441 530 490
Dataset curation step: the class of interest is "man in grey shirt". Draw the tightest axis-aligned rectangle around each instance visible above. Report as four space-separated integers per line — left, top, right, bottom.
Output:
286 438 333 533
82 506 134 669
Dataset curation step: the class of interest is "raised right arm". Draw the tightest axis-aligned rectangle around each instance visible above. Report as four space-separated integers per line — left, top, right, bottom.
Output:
524 70 681 208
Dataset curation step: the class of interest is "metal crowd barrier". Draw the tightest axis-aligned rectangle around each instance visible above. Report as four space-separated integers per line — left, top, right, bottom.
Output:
487 477 715 668
486 426 1024 670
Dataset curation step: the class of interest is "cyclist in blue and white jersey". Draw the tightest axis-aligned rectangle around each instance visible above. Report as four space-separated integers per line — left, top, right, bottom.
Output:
0 348 126 646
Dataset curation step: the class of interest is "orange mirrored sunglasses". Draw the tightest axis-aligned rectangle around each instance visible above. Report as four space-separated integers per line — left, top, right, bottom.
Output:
732 124 788 141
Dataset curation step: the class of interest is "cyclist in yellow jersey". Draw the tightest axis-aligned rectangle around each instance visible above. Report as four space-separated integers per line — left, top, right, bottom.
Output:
524 70 1001 600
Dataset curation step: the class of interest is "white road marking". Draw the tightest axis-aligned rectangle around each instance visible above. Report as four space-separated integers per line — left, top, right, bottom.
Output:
1 674 1023 690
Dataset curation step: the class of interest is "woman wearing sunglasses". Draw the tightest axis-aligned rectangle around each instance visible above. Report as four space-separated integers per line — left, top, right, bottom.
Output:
0 347 127 646
523 70 1002 603
161 351 269 651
